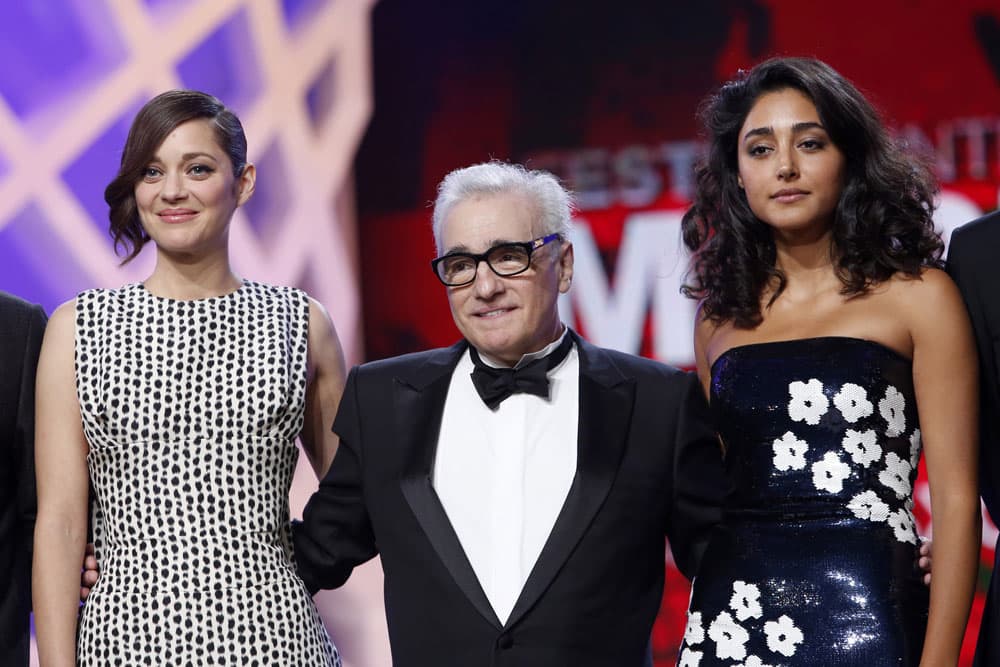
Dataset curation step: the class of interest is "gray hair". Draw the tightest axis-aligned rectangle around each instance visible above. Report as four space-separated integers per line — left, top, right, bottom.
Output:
431 161 574 252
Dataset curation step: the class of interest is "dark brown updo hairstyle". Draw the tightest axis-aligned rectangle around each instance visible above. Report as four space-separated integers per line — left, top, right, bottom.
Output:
104 90 248 263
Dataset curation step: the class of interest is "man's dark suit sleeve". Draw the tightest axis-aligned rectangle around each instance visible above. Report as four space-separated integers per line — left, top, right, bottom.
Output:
294 366 378 593
666 371 725 580
947 225 1000 519
948 215 1000 667
16 303 46 585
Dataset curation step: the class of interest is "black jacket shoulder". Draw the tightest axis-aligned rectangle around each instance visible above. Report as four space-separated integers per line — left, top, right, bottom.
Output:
951 209 1000 253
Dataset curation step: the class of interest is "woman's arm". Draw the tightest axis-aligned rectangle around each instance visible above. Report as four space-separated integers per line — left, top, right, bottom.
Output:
301 297 347 479
904 269 981 666
32 301 90 666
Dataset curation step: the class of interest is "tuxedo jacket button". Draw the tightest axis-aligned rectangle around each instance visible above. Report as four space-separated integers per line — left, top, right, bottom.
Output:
497 635 514 650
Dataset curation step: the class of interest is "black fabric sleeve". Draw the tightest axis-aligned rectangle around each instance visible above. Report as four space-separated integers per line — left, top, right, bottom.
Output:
947 225 1000 519
293 366 378 593
666 371 725 580
16 303 46 584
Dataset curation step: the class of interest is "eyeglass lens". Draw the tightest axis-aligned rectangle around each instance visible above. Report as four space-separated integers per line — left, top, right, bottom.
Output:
437 244 531 284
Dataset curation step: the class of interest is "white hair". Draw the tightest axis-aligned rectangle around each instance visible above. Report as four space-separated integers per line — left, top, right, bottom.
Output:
431 161 574 252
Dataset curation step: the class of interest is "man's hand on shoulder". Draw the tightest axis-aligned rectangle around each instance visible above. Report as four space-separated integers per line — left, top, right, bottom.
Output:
80 542 98 601
918 538 932 586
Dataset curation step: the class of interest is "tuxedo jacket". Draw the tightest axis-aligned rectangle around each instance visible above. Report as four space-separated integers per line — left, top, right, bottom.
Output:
947 211 1000 667
294 331 724 667
0 292 46 666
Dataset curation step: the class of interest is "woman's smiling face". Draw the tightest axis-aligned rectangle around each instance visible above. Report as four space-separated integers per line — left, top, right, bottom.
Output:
134 118 254 258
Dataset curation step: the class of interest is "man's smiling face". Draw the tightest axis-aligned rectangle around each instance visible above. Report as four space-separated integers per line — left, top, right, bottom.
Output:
440 191 573 367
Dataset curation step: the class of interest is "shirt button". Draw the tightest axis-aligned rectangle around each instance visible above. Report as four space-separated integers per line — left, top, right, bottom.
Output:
497 635 514 650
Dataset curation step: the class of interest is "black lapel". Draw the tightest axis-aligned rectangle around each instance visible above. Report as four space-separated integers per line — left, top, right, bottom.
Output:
396 340 503 630
504 332 636 628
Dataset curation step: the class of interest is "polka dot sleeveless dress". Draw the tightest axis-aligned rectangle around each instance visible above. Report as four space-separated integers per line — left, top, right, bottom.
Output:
74 281 341 666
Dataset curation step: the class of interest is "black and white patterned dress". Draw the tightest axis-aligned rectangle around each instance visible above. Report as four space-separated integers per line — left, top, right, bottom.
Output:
74 280 340 666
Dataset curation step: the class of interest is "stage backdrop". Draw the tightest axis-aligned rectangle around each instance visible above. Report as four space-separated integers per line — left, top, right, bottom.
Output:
2 1 999 666
354 1 1000 665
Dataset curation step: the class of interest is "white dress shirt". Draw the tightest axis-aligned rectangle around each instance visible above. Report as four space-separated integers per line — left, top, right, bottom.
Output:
432 332 579 625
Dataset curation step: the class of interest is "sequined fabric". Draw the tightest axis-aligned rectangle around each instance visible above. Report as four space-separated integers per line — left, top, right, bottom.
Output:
678 337 928 667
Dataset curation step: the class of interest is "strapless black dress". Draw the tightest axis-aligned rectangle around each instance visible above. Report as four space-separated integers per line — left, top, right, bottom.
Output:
678 338 928 667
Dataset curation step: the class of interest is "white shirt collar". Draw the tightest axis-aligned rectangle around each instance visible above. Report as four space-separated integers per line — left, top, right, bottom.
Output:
474 325 569 370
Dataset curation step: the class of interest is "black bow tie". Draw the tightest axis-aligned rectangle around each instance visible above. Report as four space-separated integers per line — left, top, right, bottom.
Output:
468 334 574 410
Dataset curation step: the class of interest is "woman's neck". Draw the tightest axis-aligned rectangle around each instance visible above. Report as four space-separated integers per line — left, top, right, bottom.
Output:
774 226 835 270
144 250 241 300
770 232 841 299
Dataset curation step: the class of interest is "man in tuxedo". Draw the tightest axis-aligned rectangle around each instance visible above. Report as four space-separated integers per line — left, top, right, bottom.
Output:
293 162 725 666
0 291 46 665
947 209 1000 667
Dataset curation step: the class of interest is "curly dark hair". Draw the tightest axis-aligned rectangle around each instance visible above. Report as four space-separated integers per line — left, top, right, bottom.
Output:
681 57 942 328
104 90 248 263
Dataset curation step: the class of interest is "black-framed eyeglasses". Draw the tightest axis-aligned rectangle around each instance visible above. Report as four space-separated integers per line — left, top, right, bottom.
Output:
430 233 562 286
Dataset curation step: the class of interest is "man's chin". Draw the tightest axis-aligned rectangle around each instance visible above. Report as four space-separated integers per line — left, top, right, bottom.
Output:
466 332 523 364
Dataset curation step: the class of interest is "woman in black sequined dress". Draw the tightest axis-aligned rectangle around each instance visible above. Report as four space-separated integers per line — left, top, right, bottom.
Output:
678 58 980 666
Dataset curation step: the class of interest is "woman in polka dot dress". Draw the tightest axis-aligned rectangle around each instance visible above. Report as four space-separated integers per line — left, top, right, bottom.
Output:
33 90 344 666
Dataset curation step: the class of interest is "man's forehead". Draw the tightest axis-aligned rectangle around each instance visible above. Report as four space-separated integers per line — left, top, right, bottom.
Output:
440 192 537 251
444 237 523 254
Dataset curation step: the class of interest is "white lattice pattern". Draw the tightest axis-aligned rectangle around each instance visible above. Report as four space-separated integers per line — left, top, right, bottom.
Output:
0 2 389 665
